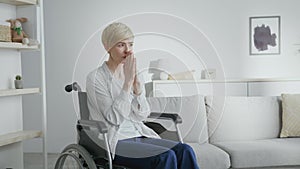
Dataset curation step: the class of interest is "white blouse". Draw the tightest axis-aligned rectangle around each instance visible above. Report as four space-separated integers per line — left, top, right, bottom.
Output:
86 62 160 158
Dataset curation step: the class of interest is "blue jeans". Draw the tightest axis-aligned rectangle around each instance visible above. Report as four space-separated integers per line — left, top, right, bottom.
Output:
113 137 199 169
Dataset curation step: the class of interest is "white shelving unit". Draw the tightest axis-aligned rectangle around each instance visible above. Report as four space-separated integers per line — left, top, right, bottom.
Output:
0 0 47 168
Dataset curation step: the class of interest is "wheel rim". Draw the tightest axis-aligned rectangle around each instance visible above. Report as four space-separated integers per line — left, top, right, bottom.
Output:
54 144 97 169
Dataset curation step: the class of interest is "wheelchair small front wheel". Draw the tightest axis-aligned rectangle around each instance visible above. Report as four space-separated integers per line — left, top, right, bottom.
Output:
54 144 97 169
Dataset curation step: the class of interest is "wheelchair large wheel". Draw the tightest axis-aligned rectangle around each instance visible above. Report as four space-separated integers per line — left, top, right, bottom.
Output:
54 144 97 169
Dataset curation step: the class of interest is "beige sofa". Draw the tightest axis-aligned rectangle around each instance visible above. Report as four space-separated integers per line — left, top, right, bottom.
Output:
147 95 300 169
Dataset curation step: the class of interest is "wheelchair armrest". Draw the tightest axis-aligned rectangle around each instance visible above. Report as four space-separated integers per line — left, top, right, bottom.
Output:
77 120 108 133
148 112 183 124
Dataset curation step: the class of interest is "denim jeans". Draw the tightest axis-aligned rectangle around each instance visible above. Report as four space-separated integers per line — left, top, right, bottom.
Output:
113 137 199 169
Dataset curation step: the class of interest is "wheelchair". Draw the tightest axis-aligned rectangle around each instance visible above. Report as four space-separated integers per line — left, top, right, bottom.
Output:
54 82 183 169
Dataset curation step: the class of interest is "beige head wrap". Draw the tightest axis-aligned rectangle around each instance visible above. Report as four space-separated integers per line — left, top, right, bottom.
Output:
101 22 134 51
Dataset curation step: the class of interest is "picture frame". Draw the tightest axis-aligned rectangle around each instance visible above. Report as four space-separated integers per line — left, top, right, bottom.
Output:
249 16 280 55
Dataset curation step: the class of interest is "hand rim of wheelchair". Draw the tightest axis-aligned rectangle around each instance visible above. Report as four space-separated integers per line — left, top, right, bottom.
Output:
54 144 97 169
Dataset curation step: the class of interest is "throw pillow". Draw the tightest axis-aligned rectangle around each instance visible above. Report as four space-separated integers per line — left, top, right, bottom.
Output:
280 94 300 137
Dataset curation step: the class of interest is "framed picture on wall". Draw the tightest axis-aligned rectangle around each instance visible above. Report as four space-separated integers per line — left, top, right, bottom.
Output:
249 16 280 55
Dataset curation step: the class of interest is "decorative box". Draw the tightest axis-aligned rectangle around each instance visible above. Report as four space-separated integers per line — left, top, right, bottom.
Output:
0 25 12 42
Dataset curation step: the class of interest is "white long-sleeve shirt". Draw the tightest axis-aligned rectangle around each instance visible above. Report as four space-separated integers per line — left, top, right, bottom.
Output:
86 62 160 158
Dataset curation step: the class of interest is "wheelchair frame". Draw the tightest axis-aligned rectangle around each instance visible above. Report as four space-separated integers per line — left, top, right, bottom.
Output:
54 82 183 169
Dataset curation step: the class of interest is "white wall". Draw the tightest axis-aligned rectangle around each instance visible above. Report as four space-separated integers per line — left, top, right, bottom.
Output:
22 0 300 152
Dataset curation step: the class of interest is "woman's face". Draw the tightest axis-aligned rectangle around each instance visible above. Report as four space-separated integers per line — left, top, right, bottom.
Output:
109 38 134 65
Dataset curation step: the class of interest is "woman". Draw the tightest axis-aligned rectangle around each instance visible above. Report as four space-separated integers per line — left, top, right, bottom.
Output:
86 22 199 169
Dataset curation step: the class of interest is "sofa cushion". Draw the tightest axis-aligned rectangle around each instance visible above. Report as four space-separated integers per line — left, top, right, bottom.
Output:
188 143 230 169
214 138 300 168
206 96 281 143
280 94 300 137
147 95 208 143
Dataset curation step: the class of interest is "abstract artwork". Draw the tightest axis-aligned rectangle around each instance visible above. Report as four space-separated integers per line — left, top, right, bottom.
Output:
250 16 280 55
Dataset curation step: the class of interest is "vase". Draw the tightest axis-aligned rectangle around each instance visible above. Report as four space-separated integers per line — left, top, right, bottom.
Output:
14 80 23 89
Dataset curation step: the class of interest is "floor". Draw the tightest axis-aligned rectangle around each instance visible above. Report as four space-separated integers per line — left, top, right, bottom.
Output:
24 153 59 169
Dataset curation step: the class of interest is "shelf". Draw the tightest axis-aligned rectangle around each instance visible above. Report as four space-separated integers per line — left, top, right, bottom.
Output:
0 0 36 5
0 88 40 97
0 42 39 50
0 130 42 147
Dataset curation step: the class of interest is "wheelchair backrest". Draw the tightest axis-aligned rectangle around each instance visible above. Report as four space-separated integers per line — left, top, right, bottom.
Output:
78 92 90 120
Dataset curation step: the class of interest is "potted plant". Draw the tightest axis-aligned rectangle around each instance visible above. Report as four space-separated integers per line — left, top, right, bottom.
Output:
14 75 23 89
